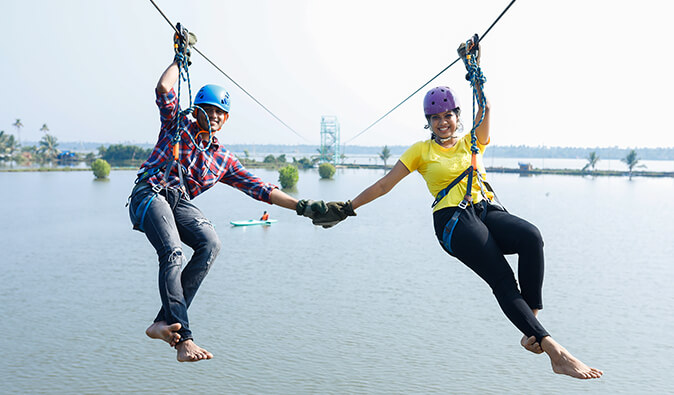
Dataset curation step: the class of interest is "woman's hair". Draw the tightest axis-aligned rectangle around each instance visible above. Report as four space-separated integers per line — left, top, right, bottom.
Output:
426 108 461 139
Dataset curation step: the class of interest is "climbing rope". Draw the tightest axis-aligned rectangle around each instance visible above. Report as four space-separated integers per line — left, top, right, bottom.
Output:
148 0 310 142
431 34 497 211
172 24 215 152
460 36 491 202
344 0 516 144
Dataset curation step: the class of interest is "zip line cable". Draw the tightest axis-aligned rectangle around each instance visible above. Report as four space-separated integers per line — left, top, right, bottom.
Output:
148 0 310 142
343 0 516 144
149 0 516 145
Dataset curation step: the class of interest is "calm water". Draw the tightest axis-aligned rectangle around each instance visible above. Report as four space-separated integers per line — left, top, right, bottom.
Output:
1 169 673 394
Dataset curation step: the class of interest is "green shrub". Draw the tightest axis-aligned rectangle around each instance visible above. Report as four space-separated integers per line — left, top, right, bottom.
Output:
91 158 111 179
278 165 299 189
318 162 336 179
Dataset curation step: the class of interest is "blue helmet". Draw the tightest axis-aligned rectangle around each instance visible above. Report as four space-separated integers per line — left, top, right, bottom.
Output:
194 84 230 113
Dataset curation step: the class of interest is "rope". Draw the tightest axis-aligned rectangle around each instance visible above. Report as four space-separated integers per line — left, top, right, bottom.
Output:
148 0 309 142
344 0 516 144
173 32 214 152
465 48 487 155
461 42 491 201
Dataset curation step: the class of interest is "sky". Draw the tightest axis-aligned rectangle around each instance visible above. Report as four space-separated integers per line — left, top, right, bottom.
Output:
1 0 673 148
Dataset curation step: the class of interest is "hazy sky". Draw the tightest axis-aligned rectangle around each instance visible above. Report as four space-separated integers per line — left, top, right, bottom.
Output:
1 0 672 148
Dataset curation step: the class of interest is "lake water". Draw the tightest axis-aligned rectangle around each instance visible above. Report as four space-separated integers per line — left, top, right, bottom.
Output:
1 168 673 394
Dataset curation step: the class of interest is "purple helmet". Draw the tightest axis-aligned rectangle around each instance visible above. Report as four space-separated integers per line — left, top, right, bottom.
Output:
423 86 460 116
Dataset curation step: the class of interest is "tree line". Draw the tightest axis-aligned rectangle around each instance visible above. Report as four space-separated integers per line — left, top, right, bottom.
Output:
0 120 92 166
0 119 660 180
0 119 153 167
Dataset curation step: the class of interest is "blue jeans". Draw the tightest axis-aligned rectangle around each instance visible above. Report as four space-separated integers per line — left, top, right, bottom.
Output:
129 181 221 342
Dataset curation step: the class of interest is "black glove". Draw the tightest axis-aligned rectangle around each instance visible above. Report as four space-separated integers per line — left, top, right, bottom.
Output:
313 200 356 228
296 199 328 219
174 23 197 66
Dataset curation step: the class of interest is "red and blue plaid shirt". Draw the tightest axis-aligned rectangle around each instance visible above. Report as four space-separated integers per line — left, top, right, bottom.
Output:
137 88 277 202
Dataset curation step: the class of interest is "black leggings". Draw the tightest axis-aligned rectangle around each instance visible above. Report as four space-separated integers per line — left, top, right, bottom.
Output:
433 202 550 342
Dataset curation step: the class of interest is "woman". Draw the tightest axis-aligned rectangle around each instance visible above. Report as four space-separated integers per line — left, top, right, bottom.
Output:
335 45 602 379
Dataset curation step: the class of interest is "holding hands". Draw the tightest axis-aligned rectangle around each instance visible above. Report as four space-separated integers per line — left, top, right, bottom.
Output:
296 199 356 228
315 200 356 228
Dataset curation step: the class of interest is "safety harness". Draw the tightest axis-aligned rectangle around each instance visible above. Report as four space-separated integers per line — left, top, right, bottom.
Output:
434 35 504 254
128 23 215 232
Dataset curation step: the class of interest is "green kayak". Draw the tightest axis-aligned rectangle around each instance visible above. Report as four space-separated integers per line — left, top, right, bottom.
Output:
230 219 278 226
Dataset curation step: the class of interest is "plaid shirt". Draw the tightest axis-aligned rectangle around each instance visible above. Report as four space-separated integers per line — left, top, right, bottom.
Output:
137 88 277 202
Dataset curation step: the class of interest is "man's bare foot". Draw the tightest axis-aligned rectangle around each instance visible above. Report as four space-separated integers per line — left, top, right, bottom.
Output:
521 335 543 354
176 339 213 362
146 321 181 347
541 337 603 379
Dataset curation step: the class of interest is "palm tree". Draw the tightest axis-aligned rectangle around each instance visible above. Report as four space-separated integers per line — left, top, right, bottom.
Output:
621 149 646 180
40 123 50 134
582 151 600 173
0 130 7 158
0 131 19 162
379 145 391 171
13 119 23 146
38 133 60 165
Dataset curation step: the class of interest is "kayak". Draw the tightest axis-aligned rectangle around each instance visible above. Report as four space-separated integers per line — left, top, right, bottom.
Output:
230 219 278 226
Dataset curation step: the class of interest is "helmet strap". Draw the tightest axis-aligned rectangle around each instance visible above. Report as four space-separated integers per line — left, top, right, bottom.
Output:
435 134 456 144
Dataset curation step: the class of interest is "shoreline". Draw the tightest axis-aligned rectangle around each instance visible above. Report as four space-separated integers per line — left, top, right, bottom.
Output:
1 164 672 178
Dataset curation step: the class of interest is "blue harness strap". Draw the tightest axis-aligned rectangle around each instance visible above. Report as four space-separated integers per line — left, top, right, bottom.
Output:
439 165 474 254
135 165 163 184
134 191 158 232
431 166 473 209
129 183 163 233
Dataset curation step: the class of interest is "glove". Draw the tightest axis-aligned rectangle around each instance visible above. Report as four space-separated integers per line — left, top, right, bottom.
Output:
312 200 357 229
296 199 328 219
174 23 197 66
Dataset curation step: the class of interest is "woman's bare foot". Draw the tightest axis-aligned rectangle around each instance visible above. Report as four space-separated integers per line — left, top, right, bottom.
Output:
541 337 603 379
521 335 543 354
176 339 213 362
145 321 181 347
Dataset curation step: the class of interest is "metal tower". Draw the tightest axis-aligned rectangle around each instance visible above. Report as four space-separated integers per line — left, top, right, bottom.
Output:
319 115 340 165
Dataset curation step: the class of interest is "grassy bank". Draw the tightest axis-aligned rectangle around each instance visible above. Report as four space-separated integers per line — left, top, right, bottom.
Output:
1 164 672 178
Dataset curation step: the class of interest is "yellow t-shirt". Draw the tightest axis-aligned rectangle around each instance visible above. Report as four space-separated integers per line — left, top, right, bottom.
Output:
399 134 493 212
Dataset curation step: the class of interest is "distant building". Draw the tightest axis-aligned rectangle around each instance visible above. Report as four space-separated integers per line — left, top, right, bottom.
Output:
518 162 533 171
57 150 77 164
